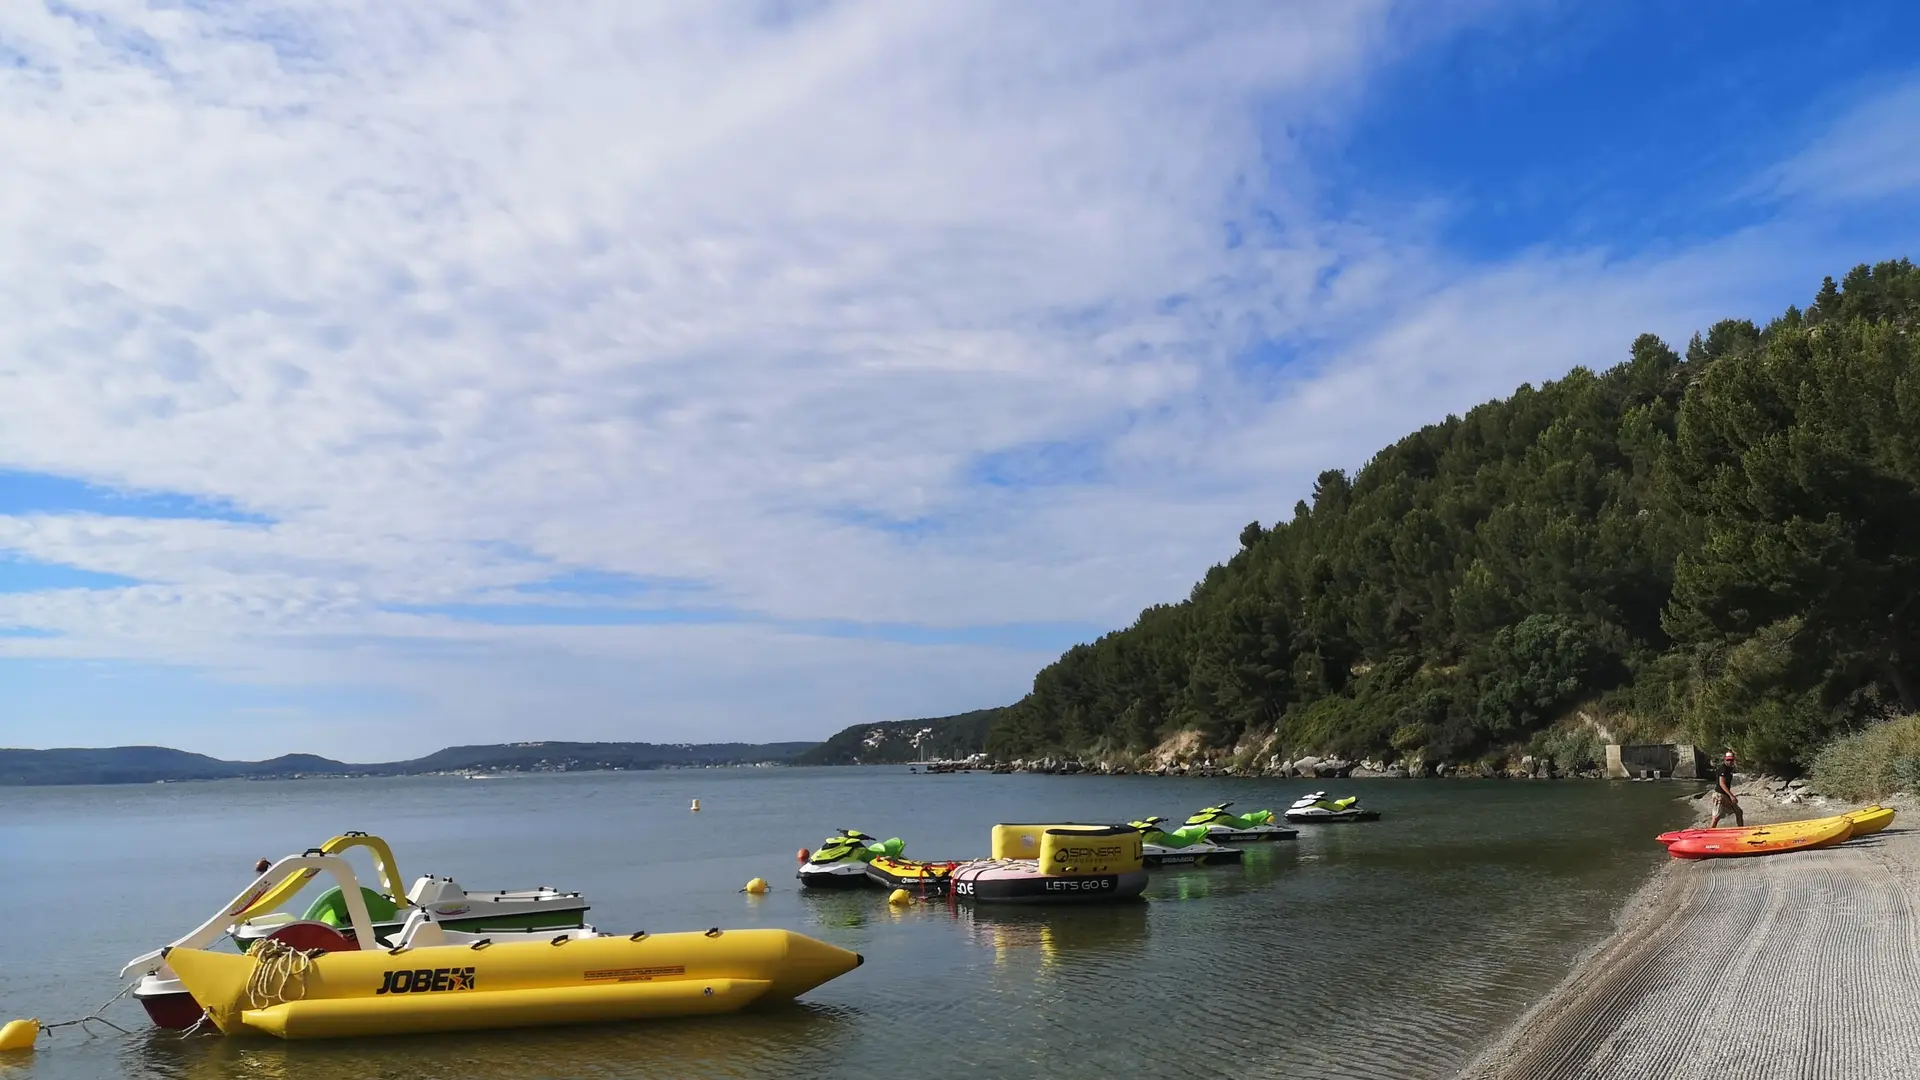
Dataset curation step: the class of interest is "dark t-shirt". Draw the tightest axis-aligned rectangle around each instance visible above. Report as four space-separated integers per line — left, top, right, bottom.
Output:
1718 763 1737 794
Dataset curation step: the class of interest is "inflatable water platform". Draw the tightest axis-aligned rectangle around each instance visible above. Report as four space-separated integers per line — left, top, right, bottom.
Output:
951 824 1147 904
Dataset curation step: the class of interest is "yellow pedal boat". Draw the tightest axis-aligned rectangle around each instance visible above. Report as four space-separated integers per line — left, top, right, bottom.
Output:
164 926 862 1040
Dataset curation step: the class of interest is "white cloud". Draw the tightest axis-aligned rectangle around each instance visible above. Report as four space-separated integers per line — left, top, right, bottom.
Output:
0 2 1914 755
1766 77 1920 204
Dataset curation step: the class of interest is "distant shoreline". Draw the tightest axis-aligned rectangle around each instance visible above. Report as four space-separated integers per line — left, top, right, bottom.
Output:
0 739 818 787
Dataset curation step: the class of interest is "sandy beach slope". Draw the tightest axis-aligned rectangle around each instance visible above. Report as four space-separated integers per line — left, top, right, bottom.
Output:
1460 792 1920 1080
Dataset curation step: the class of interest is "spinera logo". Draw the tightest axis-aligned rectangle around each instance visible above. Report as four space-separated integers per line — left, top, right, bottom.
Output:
1050 845 1124 862
376 967 477 994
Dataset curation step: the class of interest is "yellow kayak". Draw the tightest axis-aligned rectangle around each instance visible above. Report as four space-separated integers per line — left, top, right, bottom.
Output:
1657 806 1893 846
163 927 861 1040
1846 806 1895 837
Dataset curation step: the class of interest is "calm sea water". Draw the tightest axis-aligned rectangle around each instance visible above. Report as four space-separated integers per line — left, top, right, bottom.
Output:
0 769 1686 1080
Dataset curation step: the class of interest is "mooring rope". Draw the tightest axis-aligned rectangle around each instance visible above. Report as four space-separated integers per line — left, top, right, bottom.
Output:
34 981 138 1044
242 939 320 1012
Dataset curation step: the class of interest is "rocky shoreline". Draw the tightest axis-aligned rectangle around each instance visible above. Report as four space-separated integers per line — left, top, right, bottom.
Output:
985 752 1599 780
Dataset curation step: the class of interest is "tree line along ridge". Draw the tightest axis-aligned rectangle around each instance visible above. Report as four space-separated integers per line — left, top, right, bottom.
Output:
983 260 1920 776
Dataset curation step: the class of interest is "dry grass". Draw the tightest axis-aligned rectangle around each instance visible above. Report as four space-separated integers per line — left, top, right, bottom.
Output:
1810 713 1920 800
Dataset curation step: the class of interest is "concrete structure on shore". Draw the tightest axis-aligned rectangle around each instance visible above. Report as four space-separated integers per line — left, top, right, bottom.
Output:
1604 743 1706 780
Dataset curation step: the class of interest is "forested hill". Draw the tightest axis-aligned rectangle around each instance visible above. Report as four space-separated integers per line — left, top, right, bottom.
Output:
987 261 1920 774
794 708 1004 765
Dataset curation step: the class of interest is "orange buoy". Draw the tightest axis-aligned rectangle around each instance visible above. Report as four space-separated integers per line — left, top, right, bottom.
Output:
796 848 810 864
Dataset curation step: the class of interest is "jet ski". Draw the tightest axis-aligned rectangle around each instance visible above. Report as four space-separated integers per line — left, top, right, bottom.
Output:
1128 817 1244 866
1183 802 1299 843
797 829 900 889
1284 791 1381 823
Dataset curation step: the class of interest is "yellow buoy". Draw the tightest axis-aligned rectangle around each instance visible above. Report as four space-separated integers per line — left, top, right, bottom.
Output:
743 877 768 895
690 799 700 812
887 888 911 906
0 1018 39 1052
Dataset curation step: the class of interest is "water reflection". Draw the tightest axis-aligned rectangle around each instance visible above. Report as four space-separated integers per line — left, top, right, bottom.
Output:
798 889 876 930
1144 841 1300 903
947 901 1151 967
124 1001 864 1080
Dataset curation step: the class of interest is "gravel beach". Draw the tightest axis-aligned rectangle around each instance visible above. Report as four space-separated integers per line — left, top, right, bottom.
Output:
1460 791 1920 1080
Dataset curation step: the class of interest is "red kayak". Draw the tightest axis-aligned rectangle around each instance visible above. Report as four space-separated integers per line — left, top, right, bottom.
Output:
1666 817 1852 859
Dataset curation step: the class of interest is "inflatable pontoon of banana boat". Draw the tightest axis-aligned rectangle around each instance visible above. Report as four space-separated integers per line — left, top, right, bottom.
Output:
162 925 862 1040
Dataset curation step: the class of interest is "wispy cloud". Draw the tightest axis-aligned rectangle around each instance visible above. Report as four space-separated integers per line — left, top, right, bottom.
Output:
1766 77 1920 203
0 1 1914 754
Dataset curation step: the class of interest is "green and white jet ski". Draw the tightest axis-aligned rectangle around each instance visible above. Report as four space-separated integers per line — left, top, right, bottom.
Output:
1183 802 1299 843
797 829 902 889
1129 817 1244 867
1284 791 1381 823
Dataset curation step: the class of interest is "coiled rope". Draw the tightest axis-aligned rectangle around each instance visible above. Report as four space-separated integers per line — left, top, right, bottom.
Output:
243 939 320 1012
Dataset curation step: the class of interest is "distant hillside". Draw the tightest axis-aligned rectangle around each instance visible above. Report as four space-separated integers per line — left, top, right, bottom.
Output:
390 741 820 775
0 740 819 787
794 708 1005 765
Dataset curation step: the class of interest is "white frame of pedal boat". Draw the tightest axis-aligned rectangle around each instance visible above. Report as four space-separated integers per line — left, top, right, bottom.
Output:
232 832 412 932
121 852 381 980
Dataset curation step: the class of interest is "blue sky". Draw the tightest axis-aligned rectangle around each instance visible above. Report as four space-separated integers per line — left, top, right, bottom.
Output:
1 0 1916 758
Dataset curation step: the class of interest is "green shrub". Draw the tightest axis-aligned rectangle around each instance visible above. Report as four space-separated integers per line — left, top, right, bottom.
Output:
1532 722 1604 772
1471 615 1622 741
1809 713 1920 800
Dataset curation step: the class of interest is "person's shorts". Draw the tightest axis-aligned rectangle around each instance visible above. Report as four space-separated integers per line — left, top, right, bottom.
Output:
1715 791 1740 809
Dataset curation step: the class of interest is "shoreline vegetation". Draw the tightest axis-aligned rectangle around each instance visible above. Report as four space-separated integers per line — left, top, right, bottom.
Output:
1460 785 1920 1079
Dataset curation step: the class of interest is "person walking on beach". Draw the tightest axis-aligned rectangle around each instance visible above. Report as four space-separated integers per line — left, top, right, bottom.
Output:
1709 750 1743 828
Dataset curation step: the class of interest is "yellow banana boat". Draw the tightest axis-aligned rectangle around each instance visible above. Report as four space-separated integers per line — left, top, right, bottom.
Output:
163 927 861 1040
